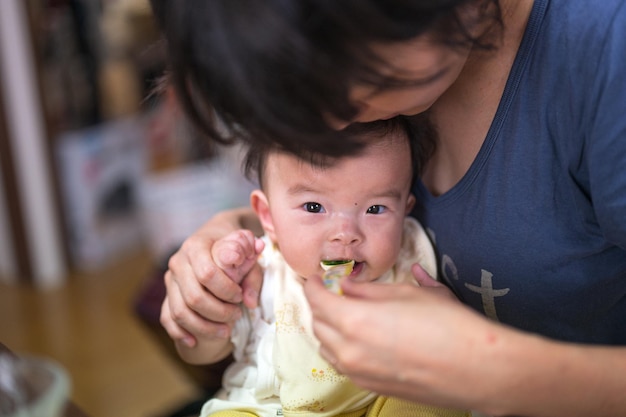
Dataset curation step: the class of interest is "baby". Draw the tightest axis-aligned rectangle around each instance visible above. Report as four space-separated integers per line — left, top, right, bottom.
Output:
180 118 468 417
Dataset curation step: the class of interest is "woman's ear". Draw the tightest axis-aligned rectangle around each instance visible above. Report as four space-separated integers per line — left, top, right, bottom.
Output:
250 189 277 242
405 193 416 215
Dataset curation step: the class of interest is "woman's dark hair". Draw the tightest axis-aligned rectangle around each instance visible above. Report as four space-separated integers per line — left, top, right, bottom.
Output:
245 114 437 190
149 0 501 159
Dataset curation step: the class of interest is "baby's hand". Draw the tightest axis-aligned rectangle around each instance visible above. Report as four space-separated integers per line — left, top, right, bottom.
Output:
211 230 264 284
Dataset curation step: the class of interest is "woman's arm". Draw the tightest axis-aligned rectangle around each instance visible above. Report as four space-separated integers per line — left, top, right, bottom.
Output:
477 327 626 417
161 207 263 350
304 267 626 417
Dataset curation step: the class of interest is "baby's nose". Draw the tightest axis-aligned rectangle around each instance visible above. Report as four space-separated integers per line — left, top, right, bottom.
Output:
329 219 363 245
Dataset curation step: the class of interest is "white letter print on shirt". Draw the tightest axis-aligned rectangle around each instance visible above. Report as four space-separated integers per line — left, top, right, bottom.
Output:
441 254 509 321
465 270 509 321
430 228 510 321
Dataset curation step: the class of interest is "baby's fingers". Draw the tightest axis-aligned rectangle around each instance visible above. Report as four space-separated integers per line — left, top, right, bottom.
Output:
212 230 258 282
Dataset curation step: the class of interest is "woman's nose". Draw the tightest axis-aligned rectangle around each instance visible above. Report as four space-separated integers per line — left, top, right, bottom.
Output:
324 102 367 130
325 114 352 130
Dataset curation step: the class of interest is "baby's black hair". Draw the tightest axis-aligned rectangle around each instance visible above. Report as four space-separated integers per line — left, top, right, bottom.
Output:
245 114 437 191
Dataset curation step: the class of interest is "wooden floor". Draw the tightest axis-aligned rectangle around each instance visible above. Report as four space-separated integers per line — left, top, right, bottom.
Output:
0 249 203 417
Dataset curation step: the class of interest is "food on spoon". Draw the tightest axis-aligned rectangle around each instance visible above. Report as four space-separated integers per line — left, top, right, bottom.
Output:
320 260 355 294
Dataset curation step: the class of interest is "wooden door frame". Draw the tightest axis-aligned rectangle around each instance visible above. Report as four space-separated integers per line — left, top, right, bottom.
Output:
0 0 68 285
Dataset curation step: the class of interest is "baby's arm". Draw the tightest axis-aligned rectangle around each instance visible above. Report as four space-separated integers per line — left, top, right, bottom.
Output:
174 230 265 364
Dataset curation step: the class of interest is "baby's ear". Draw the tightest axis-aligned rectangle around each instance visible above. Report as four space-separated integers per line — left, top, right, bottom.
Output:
250 190 277 241
405 193 416 215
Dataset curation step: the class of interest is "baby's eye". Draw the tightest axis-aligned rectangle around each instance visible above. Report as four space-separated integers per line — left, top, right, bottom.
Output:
304 202 325 213
367 205 386 214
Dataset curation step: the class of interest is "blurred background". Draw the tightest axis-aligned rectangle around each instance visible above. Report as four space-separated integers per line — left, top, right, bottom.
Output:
0 0 254 416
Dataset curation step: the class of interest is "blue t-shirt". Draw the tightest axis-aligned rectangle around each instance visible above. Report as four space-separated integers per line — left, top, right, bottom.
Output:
412 0 626 344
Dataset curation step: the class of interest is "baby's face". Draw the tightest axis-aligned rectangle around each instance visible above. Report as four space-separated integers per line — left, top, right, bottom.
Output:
262 133 415 282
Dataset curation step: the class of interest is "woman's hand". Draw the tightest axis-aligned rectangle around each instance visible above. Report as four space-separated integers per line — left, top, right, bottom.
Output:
303 263 505 411
160 208 263 349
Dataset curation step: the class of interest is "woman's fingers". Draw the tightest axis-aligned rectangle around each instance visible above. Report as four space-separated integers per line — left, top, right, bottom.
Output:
173 237 243 305
304 277 384 367
162 265 241 344
241 262 263 309
160 294 196 347
412 262 443 287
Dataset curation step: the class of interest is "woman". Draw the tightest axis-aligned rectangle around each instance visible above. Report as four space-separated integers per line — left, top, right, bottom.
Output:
149 0 626 416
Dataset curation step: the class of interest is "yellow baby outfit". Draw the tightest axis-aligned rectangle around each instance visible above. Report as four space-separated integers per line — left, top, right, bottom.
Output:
201 218 469 417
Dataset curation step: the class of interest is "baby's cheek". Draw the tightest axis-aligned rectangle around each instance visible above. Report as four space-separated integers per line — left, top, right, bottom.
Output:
282 255 320 280
371 250 401 277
